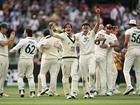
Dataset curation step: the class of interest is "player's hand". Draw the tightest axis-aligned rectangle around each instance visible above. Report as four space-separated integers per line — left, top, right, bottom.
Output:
48 22 55 30
100 44 108 48
9 31 15 40
96 36 106 41
95 8 100 14
122 48 127 55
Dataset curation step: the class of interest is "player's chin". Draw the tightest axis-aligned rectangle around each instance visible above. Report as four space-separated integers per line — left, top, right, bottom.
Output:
66 31 71 34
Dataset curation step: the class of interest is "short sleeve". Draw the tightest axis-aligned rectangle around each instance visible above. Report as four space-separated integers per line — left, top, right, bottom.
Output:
125 29 131 36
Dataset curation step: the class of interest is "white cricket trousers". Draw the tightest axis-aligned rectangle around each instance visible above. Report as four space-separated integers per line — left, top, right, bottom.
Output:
18 58 35 92
123 47 140 91
39 59 58 93
79 53 96 93
62 58 79 96
95 54 107 94
0 56 9 93
106 52 117 92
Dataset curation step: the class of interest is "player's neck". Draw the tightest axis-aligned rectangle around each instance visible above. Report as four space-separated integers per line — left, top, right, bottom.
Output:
83 31 88 36
66 32 72 37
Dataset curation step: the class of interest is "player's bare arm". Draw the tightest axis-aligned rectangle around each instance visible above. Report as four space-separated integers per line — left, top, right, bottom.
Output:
100 43 110 49
123 34 129 54
0 32 15 47
8 31 15 48
93 8 100 33
95 36 106 41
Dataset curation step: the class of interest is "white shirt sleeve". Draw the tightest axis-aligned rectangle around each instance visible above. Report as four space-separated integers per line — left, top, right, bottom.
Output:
0 35 3 42
9 39 25 53
0 38 2 41
52 32 65 41
125 29 131 36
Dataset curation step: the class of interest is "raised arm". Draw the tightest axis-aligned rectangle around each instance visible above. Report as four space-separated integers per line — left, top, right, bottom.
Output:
93 8 100 33
49 22 64 41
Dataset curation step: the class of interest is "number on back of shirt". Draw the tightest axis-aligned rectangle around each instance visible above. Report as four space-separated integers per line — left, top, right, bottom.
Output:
131 33 140 43
25 44 36 54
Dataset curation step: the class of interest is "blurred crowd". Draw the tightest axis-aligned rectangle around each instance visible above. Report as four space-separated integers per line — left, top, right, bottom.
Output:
0 0 139 84
0 0 138 37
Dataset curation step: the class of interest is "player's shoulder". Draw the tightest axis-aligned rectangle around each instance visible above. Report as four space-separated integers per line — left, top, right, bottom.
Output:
97 30 105 34
52 36 60 41
75 32 82 38
125 28 134 35
60 32 66 37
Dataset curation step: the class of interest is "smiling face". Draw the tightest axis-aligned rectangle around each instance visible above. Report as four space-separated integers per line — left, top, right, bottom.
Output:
64 23 72 34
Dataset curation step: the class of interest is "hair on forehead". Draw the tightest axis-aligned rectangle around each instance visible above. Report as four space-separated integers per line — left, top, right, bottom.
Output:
64 23 72 29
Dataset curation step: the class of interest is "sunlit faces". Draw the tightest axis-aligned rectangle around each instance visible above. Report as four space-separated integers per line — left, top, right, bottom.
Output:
64 23 72 34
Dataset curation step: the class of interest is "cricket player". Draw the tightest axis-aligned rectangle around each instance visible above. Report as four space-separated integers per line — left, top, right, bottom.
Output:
110 26 121 94
37 28 62 96
123 19 140 95
94 24 105 96
75 8 100 98
94 24 113 96
9 29 37 97
106 26 119 96
0 23 15 97
49 23 79 99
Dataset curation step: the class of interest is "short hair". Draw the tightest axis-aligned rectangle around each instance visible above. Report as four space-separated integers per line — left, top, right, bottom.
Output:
0 22 9 29
105 24 113 29
42 28 50 36
64 23 72 29
82 23 90 27
25 29 32 37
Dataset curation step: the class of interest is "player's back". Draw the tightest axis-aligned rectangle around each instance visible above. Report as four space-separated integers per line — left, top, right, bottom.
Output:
40 37 61 60
126 27 140 48
20 37 37 59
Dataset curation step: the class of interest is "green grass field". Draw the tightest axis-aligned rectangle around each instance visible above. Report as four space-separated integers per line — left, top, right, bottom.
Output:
0 84 140 105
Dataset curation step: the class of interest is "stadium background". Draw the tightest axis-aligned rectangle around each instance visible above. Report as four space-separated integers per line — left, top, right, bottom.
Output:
0 0 139 86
